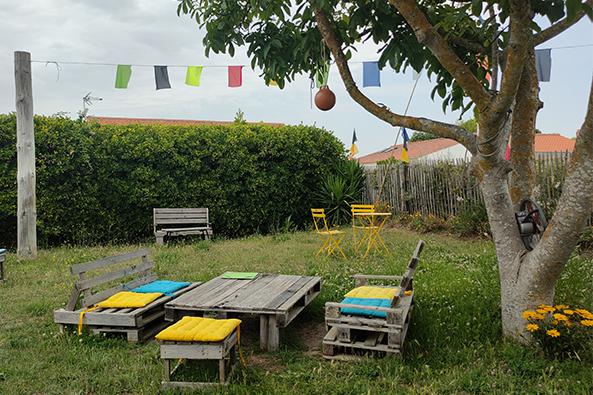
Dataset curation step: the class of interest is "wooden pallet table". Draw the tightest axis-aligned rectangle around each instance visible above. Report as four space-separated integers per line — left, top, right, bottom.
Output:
53 249 201 342
165 273 321 351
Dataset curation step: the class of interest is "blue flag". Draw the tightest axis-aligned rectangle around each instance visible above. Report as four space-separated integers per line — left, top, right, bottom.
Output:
401 128 410 163
363 61 380 87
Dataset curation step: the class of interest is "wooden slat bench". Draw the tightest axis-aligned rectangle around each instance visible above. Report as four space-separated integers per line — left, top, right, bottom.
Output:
322 240 425 358
0 248 6 281
154 208 213 245
53 249 201 342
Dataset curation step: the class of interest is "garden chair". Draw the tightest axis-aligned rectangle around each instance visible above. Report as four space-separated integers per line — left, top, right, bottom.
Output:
322 240 425 357
311 208 346 258
351 204 375 252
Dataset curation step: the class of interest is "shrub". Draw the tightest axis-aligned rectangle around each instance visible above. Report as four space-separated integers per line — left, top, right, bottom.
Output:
450 203 490 237
315 160 365 225
0 114 345 246
522 304 593 360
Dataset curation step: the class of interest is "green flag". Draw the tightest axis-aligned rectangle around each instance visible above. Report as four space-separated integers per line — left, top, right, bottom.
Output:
185 66 204 86
115 65 132 89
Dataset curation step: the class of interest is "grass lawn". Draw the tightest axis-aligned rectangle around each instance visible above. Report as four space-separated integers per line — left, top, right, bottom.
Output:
1 228 592 394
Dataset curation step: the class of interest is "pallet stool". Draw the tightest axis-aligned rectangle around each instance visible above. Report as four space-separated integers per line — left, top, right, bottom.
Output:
155 316 241 389
0 249 5 281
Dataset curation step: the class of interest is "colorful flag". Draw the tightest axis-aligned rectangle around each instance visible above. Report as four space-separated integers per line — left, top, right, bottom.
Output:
268 80 278 87
115 65 132 89
154 66 171 90
349 129 359 158
315 62 330 88
535 49 552 82
228 66 243 87
362 61 380 87
401 128 410 163
185 66 203 86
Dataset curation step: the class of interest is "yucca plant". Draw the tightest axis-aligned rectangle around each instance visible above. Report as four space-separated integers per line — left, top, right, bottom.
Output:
316 160 365 225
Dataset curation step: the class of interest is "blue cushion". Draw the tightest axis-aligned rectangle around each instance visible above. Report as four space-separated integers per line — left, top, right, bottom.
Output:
340 297 392 318
131 280 190 296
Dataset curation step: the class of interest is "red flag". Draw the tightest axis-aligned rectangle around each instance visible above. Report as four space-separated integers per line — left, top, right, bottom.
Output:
505 144 511 161
228 66 243 87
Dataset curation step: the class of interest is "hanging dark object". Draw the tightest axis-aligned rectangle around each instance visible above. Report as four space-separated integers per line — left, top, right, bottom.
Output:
315 85 336 111
515 198 548 251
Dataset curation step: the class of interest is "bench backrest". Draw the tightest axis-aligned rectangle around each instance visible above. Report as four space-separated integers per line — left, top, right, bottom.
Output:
67 249 156 310
154 208 209 232
393 240 425 307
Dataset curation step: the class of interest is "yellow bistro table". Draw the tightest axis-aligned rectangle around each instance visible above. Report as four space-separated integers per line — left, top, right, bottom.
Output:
353 212 392 257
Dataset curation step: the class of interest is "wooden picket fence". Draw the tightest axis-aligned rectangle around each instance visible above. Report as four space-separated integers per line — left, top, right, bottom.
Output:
363 152 573 219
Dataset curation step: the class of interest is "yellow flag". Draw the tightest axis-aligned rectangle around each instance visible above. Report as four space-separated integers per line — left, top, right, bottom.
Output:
401 148 409 163
350 143 359 157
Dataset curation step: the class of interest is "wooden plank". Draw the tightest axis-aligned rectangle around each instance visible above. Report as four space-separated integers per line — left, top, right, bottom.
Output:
76 261 154 291
154 208 207 213
15 51 37 258
264 276 316 310
71 249 149 275
267 315 280 351
234 275 302 310
275 277 321 312
259 315 269 350
156 218 210 225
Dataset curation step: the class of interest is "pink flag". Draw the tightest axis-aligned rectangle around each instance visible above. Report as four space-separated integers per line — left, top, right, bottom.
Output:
505 144 511 161
228 66 243 87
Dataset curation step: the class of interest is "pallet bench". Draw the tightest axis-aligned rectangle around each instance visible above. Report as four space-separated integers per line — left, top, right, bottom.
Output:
154 208 213 245
53 249 201 342
323 240 425 358
0 248 5 281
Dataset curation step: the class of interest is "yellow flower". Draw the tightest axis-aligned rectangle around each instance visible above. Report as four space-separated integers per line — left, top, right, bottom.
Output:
552 320 559 325
546 329 560 337
555 304 569 310
538 304 556 312
553 313 568 322
580 320 593 327
526 324 539 332
576 309 593 319
536 308 549 315
522 310 538 320
563 309 575 315
533 313 545 320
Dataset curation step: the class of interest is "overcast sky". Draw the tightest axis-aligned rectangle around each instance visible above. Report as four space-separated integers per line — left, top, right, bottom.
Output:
1 1 592 155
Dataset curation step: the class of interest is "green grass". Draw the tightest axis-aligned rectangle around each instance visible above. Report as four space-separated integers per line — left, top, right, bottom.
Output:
1 228 592 394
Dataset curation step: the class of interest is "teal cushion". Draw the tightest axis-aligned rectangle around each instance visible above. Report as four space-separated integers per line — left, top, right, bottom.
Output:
131 280 190 296
0 248 6 254
340 297 392 318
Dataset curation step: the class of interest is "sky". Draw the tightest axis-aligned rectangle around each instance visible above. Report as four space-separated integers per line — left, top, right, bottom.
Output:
1 0 592 156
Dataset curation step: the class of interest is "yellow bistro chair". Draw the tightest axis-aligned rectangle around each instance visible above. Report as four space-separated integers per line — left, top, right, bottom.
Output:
311 208 346 258
351 204 376 253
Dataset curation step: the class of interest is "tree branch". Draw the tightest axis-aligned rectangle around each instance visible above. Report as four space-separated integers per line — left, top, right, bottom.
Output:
313 8 478 154
534 1 593 46
388 0 493 113
526 75 593 288
488 1 532 125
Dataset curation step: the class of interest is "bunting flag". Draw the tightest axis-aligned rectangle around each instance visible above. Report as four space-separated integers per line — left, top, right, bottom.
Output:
185 66 203 86
535 49 552 82
401 128 410 163
154 66 171 90
228 66 243 87
349 129 359 158
268 80 278 87
115 65 132 89
362 61 380 87
315 62 330 88
412 69 421 81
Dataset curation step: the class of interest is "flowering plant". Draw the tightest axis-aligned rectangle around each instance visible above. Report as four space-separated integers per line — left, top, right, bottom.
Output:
522 304 593 359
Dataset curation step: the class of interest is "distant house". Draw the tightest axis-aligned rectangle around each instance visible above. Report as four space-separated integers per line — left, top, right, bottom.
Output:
86 116 283 127
358 133 575 167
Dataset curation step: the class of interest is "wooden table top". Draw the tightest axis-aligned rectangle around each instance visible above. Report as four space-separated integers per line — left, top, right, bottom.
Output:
353 212 392 216
166 273 321 315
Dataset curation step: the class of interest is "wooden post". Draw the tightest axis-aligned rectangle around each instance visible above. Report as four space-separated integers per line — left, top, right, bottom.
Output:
14 51 37 258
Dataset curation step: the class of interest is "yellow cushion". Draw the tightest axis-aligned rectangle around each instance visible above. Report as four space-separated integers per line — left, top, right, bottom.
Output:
95 291 163 308
156 316 241 342
345 286 399 300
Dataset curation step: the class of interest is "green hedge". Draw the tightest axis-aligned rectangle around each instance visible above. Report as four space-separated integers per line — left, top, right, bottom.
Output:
0 114 345 247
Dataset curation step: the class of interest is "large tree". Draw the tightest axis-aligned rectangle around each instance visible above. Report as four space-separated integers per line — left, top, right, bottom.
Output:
177 0 593 340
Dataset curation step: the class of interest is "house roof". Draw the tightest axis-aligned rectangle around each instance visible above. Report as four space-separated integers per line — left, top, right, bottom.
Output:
357 138 459 164
357 133 575 165
533 133 575 152
86 116 283 127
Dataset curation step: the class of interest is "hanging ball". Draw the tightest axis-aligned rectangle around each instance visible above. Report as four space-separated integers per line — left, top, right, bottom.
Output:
315 86 336 111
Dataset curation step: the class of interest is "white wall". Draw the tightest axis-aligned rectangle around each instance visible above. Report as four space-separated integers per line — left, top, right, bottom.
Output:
417 143 472 163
